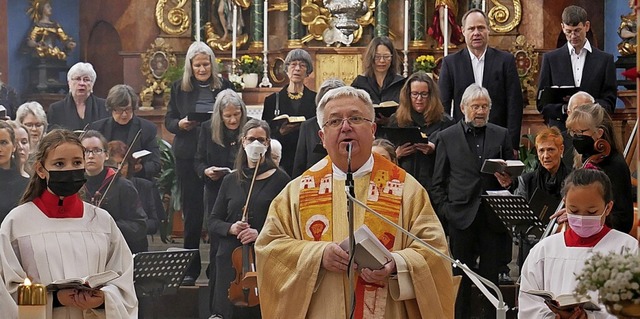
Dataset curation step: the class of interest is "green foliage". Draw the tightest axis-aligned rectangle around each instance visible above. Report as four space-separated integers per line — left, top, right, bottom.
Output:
156 137 181 243
519 133 539 173
163 64 184 84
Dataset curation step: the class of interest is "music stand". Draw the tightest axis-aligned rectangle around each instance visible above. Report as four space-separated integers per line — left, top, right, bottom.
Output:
134 249 198 319
482 195 545 269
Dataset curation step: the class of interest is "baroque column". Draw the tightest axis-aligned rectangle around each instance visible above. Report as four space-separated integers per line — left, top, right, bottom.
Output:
375 0 389 37
250 0 264 49
411 0 427 46
287 0 303 48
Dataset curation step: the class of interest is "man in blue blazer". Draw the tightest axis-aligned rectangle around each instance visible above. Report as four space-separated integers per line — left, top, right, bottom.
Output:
537 5 617 131
431 84 515 319
439 8 523 151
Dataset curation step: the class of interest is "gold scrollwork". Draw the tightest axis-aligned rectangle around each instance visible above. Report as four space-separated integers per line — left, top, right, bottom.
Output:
509 35 539 107
488 0 521 33
140 38 178 109
155 0 190 35
299 0 374 44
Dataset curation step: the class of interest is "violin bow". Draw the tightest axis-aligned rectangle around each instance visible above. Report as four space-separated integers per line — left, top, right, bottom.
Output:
97 129 142 207
240 154 263 223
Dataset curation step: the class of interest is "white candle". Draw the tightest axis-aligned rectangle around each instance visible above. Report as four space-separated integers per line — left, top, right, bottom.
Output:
263 0 268 50
195 0 201 42
482 0 486 12
403 0 409 52
232 3 238 64
443 5 449 56
17 278 46 319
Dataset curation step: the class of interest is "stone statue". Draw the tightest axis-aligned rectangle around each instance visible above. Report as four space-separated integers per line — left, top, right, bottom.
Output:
618 0 637 56
323 0 368 37
428 0 464 49
26 0 76 60
323 17 353 47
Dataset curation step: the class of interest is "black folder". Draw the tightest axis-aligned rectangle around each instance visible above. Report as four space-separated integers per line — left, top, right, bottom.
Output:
377 127 428 146
528 188 561 226
187 112 213 122
537 86 579 106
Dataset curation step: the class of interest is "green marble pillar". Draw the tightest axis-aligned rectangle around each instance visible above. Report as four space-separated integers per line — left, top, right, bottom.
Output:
251 0 264 48
412 0 426 43
288 0 302 47
375 0 389 37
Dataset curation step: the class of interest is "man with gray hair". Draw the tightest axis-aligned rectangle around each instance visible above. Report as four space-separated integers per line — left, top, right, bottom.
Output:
256 86 456 318
537 5 616 131
431 83 514 319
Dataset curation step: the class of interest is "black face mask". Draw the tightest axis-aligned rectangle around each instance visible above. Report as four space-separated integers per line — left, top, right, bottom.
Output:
45 169 87 197
572 135 596 156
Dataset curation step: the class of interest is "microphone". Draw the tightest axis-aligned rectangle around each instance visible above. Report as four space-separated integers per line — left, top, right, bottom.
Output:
344 191 509 319
345 142 356 318
346 142 355 197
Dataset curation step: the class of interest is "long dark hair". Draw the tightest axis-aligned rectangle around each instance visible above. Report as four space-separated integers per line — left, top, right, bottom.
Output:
396 71 444 126
363 36 400 77
0 121 20 171
20 129 85 204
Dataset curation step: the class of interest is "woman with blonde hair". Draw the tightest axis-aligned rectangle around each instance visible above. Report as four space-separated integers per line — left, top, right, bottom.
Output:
387 71 453 189
16 101 47 149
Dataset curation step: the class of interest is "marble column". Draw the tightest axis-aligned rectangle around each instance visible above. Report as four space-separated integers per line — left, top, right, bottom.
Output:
375 0 389 37
250 0 264 49
287 0 303 47
411 0 427 47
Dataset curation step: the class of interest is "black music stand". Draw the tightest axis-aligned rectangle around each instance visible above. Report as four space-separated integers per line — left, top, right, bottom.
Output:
482 195 545 270
134 249 198 319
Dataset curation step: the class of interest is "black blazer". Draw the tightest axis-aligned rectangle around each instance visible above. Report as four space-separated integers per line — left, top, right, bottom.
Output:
430 121 513 230
194 120 240 194
351 73 405 105
439 47 524 149
595 151 634 234
89 116 161 180
164 78 234 159
48 94 109 131
292 116 325 178
537 44 617 129
262 85 317 176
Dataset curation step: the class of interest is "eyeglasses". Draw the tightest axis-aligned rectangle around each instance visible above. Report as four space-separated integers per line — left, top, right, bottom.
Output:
469 104 491 112
374 55 393 62
84 149 105 155
323 116 373 128
23 122 44 129
71 76 92 83
289 62 308 70
113 107 133 115
569 128 591 137
410 92 429 99
245 137 268 143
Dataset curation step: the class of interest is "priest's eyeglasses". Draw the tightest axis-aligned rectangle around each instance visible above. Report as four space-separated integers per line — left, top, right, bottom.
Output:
323 116 373 128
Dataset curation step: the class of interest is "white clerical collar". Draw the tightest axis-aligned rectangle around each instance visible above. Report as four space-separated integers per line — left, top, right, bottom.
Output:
568 39 592 55
332 155 374 180
468 47 487 62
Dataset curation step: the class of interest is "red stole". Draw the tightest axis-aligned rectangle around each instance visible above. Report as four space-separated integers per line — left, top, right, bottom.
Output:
298 153 406 318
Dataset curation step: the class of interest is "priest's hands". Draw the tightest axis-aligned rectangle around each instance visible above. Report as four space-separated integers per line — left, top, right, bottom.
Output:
322 243 350 272
544 300 588 319
57 288 105 310
360 259 397 285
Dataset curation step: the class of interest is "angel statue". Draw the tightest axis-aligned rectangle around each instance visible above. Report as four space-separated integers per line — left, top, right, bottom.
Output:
618 0 637 56
26 0 76 60
204 0 249 51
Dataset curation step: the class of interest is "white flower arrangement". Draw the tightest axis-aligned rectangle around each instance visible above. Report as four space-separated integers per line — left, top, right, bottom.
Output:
228 73 245 92
574 249 640 312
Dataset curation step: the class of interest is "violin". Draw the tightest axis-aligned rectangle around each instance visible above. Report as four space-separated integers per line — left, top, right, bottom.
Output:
540 138 611 239
228 155 261 307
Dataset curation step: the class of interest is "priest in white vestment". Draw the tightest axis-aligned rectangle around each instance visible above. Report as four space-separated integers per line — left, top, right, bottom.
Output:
255 86 457 319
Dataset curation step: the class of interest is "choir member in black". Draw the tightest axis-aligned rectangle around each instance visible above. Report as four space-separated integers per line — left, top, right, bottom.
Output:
387 71 454 190
80 130 148 253
165 41 234 285
89 84 161 180
16 102 47 150
208 119 290 319
554 103 634 234
107 140 166 236
291 78 344 178
7 121 31 177
262 49 317 176
512 127 569 202
351 36 405 125
48 62 109 131
0 122 29 222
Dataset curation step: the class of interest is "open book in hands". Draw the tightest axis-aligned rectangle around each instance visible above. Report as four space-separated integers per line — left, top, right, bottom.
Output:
211 167 236 174
339 225 394 271
46 270 121 291
272 114 306 124
523 289 601 311
481 159 525 177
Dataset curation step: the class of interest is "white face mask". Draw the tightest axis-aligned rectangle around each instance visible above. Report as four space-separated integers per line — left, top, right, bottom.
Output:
244 140 268 163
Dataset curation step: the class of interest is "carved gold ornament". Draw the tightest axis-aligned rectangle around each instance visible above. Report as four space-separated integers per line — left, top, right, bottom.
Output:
488 0 521 33
140 38 178 109
155 0 190 35
204 0 250 51
509 35 538 107
300 0 374 44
